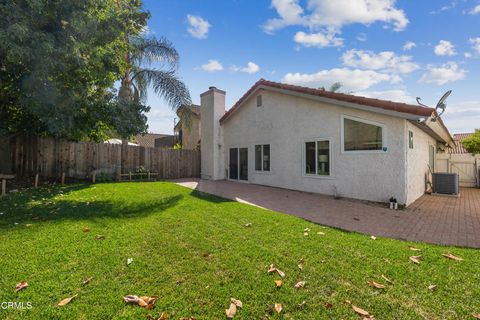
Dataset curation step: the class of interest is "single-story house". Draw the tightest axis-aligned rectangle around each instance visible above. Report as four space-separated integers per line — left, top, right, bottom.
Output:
199 79 454 206
437 133 480 187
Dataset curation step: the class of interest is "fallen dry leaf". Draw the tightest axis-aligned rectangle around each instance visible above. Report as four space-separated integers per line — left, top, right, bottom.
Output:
267 264 276 273
324 302 333 309
442 253 463 261
409 255 421 264
230 298 243 309
274 303 282 314
472 313 480 319
428 284 437 291
368 280 385 289
15 281 28 292
58 294 78 306
123 295 157 309
95 235 105 240
127 258 133 265
267 264 285 277
276 269 285 278
25 224 33 227
244 223 252 227
274 280 283 288
304 228 311 232
298 301 306 308
381 274 393 284
225 303 237 318
82 277 93 285
352 305 370 317
317 231 326 235
370 235 377 240
294 281 306 289
297 263 303 270
409 246 421 251
82 227 91 233
304 232 309 236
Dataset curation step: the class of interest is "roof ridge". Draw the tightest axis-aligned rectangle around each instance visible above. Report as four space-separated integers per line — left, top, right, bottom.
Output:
220 79 435 124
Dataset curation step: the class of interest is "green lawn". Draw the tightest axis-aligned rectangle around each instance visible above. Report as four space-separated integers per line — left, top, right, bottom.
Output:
0 182 479 319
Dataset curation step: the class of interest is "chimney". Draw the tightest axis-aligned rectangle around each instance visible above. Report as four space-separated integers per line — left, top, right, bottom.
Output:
200 86 226 180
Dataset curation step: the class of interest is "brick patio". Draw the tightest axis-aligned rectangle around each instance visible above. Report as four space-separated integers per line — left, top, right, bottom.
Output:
174 179 480 248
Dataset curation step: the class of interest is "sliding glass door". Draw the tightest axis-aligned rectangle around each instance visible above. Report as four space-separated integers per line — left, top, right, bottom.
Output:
229 147 248 181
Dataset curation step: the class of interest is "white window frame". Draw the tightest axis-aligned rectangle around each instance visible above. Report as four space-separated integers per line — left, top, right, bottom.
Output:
302 137 334 179
341 115 387 154
227 145 249 182
254 144 271 173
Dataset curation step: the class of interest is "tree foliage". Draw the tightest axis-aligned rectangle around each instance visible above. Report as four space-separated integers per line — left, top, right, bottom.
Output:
0 0 151 140
462 129 480 155
118 36 192 128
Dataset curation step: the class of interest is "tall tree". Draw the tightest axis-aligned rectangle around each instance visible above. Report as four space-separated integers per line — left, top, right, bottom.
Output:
0 0 150 141
462 130 480 155
118 36 192 128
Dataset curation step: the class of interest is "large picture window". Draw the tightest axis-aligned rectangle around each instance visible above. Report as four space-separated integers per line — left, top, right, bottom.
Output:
305 140 330 176
343 116 384 152
255 144 270 172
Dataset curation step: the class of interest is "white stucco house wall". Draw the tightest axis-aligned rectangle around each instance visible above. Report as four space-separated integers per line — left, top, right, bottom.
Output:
200 79 454 206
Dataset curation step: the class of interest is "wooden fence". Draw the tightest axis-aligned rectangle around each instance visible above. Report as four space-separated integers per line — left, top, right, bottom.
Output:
0 135 200 180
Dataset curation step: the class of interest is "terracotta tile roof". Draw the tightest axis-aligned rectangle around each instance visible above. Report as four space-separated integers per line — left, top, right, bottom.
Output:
135 133 172 148
219 79 435 123
449 133 473 154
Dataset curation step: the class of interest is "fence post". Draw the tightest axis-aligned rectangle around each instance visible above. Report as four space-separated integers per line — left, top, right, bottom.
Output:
34 173 39 188
129 172 132 181
1 179 5 197
92 172 96 184
61 172 65 185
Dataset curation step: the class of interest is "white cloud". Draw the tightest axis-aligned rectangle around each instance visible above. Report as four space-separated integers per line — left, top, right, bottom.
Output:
419 62 466 85
434 40 456 56
403 41 416 50
464 52 472 58
200 60 223 72
469 4 480 15
341 49 419 74
356 33 367 42
282 68 398 91
469 37 480 54
293 31 343 47
231 62 261 74
443 101 480 133
187 15 211 39
355 90 415 103
264 0 409 34
264 0 305 33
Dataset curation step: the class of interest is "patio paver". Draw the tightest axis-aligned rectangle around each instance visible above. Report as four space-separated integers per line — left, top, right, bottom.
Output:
174 179 480 248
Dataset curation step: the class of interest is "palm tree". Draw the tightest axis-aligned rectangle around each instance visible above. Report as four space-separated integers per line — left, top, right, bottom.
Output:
118 36 192 132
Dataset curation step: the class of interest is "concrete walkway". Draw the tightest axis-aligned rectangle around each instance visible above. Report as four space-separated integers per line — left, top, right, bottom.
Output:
174 179 480 248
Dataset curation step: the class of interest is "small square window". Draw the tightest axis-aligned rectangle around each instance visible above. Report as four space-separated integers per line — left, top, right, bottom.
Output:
409 131 414 149
256 95 262 107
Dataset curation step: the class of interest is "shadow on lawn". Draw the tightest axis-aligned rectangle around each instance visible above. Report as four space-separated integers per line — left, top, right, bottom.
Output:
189 189 233 204
0 184 183 228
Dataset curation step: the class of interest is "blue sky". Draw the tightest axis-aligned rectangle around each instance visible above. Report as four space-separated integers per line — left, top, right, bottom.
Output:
142 0 480 134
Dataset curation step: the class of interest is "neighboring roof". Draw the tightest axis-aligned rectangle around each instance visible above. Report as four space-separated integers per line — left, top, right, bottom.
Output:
449 133 473 154
220 79 435 124
104 138 138 146
155 135 175 148
135 133 171 148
